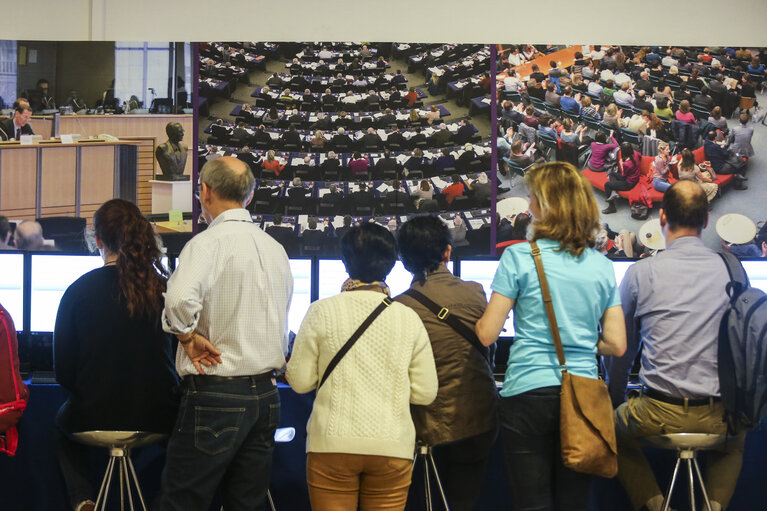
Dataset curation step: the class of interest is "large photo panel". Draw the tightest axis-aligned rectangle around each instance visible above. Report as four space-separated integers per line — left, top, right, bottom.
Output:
197 41 495 257
495 44 766 260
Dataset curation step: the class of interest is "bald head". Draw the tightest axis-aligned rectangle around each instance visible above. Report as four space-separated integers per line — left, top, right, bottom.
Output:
661 180 708 234
199 156 255 204
14 220 44 250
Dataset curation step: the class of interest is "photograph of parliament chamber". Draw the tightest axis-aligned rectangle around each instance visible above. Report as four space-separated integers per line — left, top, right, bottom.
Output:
495 44 766 259
0 40 194 249
199 41 495 258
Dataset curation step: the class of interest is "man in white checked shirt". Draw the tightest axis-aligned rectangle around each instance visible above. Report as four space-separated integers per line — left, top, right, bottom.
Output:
158 156 293 511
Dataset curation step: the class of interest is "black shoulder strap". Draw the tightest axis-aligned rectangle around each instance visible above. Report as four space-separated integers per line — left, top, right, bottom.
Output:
318 297 392 389
402 288 490 363
718 252 750 302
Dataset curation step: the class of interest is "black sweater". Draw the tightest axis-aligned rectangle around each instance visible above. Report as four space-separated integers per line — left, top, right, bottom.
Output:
54 266 179 433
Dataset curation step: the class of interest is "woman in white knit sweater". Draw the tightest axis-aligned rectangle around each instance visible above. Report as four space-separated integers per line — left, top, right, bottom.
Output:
286 223 438 511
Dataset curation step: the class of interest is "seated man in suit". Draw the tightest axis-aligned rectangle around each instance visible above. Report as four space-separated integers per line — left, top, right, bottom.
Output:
232 122 251 144
409 127 427 149
281 124 303 149
388 86 403 106
287 177 312 206
335 111 353 130
320 183 344 213
429 123 453 147
321 88 338 109
384 179 410 212
386 127 407 149
373 149 398 178
302 89 317 109
350 182 374 212
331 127 354 151
544 83 561 106
453 119 476 145
435 148 457 176
632 90 654 112
0 100 34 141
310 112 331 131
265 214 296 248
392 69 407 85
378 108 397 129
209 119 231 140
320 151 342 177
236 146 262 177
295 155 319 181
360 127 383 150
456 143 479 172
252 124 273 147
267 73 284 88
300 217 328 252
365 90 380 109
287 109 304 126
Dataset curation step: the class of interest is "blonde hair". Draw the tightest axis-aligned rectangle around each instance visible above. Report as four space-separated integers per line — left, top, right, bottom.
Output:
525 162 599 257
606 103 618 116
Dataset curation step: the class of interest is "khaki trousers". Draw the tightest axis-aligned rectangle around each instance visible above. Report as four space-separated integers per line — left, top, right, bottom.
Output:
615 395 745 511
306 452 412 511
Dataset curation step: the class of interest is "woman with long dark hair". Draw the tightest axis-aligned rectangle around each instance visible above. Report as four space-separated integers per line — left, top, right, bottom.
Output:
54 199 179 511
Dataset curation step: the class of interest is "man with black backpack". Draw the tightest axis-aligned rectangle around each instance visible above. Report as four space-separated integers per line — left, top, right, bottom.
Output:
606 181 744 511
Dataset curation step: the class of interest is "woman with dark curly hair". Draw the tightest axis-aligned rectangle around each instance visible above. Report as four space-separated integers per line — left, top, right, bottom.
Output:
54 199 179 511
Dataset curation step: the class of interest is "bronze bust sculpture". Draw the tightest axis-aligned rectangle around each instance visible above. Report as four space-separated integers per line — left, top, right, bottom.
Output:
155 122 190 181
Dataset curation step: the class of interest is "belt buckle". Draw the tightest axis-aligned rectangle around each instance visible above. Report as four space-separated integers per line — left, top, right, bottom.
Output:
437 307 449 319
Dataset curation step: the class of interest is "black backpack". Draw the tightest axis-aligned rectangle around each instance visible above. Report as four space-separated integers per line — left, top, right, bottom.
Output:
718 253 767 434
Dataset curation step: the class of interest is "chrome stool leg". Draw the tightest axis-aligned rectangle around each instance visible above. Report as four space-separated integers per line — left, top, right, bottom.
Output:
693 457 714 511
267 489 277 511
661 456 682 511
414 444 450 511
96 455 116 510
126 454 149 511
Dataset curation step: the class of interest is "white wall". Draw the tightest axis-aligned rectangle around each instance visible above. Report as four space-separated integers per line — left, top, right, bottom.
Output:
2 0 767 45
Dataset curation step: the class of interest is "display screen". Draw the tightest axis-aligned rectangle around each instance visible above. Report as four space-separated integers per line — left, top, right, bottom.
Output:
317 260 452 301
742 261 767 294
30 255 103 332
288 259 311 334
458 260 515 338
0 253 24 330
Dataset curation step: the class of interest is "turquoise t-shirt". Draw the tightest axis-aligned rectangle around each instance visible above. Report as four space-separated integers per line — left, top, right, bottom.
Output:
491 239 620 397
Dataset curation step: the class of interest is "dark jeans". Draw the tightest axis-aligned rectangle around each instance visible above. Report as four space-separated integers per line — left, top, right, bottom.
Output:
158 376 280 511
55 401 93 509
500 386 591 511
604 174 636 196
433 428 497 511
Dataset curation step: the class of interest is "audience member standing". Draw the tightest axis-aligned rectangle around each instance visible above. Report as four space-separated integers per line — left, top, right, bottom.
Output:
396 216 497 511
159 157 293 511
476 162 626 511
287 223 437 511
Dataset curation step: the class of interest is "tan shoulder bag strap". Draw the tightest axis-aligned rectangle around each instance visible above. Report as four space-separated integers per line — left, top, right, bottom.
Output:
530 241 567 373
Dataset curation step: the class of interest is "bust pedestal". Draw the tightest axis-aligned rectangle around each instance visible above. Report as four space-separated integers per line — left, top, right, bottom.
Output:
149 179 193 214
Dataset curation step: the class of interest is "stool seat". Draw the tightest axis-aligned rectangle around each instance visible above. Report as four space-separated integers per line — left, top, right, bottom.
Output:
643 433 726 451
72 431 167 450
642 433 728 511
71 431 166 511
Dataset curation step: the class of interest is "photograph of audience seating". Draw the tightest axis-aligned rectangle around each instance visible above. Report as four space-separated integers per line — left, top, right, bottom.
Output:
199 41 496 257
496 44 767 259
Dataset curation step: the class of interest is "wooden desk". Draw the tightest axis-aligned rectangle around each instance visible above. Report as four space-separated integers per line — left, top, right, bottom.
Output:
154 220 194 233
0 140 138 221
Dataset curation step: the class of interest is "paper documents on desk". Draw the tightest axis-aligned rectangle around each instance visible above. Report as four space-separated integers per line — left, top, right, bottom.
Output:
468 219 485 229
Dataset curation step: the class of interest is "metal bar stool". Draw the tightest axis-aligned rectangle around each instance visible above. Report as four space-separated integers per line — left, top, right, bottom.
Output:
412 443 450 511
643 433 727 511
71 431 167 511
265 427 296 511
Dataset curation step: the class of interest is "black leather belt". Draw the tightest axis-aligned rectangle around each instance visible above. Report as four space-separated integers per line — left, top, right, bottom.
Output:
642 386 720 407
183 372 274 387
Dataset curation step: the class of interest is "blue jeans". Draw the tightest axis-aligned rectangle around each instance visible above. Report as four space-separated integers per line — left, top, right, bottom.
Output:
499 386 590 511
158 376 280 511
652 177 671 193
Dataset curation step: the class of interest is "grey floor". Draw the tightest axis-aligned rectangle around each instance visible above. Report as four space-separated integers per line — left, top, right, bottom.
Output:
498 90 767 254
